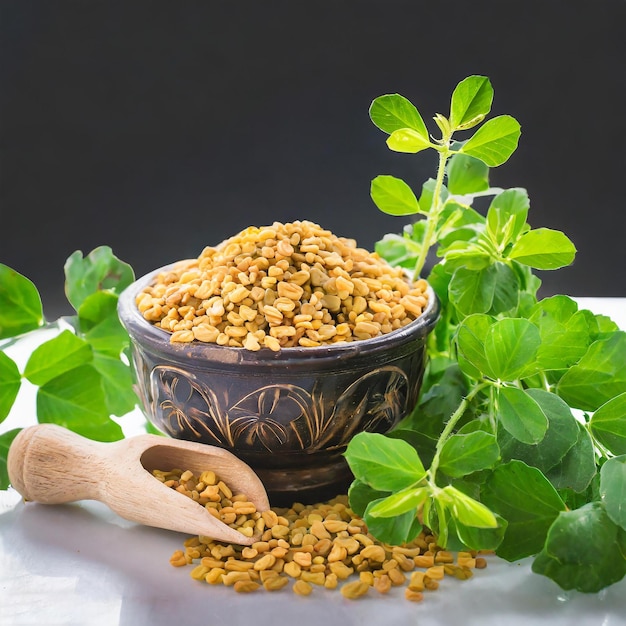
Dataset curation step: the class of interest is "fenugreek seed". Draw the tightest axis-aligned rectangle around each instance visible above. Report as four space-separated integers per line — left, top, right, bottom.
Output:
292 551 312 568
360 545 386 562
424 577 439 591
205 568 225 584
435 550 454 564
425 565 445 580
324 573 339 590
241 547 258 560
405 588 424 603
201 557 225 569
263 575 290 592
293 580 313 596
224 560 255 572
353 533 374 547
169 550 187 567
234 580 260 593
170 329 194 343
258 570 278 583
395 553 415 572
327 543 348 563
222 571 251 586
283 561 302 578
414 555 435 568
475 557 488 569
254 553 277 571
374 574 392 594
408 571 425 591
340 580 370 600
388 567 406 586
301 571 325 586
329 561 354 580
313 538 332 556
271 525 290 539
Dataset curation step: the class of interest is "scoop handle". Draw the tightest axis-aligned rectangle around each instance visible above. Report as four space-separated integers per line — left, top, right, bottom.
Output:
7 423 114 504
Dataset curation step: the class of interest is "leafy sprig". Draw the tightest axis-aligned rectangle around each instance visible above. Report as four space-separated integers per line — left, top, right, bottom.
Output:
0 247 142 487
344 75 626 593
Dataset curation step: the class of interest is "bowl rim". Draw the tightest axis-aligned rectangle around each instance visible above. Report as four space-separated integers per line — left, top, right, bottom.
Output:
118 261 440 366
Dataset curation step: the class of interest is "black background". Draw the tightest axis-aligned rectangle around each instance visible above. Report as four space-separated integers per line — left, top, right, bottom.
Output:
2 0 625 321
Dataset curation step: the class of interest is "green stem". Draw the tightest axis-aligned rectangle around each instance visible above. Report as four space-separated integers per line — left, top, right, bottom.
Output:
412 146 452 281
428 381 488 482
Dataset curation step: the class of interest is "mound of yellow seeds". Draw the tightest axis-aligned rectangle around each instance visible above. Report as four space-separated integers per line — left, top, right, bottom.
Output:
136 220 429 350
160 469 488 601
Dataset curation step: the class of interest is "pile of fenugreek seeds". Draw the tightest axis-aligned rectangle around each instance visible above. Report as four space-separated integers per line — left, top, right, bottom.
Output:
156 469 488 602
136 220 429 350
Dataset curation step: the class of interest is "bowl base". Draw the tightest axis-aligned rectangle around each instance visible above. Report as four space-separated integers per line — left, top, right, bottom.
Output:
251 456 354 508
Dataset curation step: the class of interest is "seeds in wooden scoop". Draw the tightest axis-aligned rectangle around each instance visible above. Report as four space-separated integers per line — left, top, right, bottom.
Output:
160 468 489 601
152 468 259 538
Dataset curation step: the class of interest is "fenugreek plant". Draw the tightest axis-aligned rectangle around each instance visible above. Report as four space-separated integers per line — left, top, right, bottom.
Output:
344 75 626 593
0 247 142 488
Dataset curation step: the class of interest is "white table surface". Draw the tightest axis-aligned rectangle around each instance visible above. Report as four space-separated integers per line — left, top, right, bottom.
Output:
2 298 626 626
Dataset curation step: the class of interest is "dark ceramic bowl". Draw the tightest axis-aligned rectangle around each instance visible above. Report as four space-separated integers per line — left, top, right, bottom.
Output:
118 264 440 505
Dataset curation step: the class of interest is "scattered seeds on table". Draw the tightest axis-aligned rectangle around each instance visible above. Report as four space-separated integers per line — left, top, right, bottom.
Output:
157 468 489 601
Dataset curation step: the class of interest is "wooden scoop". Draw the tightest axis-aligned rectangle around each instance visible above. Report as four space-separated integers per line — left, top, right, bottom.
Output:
7 423 271 545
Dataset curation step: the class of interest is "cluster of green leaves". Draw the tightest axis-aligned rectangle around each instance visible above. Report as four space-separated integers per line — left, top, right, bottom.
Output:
344 76 626 593
0 247 142 488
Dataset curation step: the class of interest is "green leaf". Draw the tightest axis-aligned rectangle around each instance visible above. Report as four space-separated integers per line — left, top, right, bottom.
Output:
36 364 123 441
600 456 626 531
498 389 579 473
484 318 541 381
344 432 426 492
369 94 429 138
0 351 21 423
446 153 489 195
23 330 92 387
460 115 521 167
488 262 520 315
485 188 529 247
370 175 421 216
509 228 576 270
92 352 137 417
77 291 129 357
0 428 22 490
449 75 493 130
545 422 597 493
364 500 423 545
453 513 508 551
439 241 493 271
482 460 566 561
375 233 422 271
448 265 497 317
348 479 389 517
386 128 432 154
397 363 469 440
439 431 500 477
497 387 549 444
455 313 495 377
440 485 498 528
529 296 594 370
557 332 626 411
532 502 626 593
589 393 626 455
367 485 429 518
0 264 44 339
64 246 134 312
